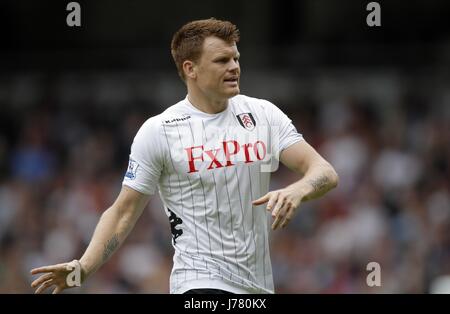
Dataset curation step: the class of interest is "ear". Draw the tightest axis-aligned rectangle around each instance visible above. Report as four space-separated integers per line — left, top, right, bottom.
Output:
182 60 196 80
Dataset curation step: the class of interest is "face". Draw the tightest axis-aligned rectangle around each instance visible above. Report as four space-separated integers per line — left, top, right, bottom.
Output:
187 36 241 102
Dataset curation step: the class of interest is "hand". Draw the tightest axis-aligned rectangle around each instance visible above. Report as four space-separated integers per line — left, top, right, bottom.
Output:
30 260 83 294
252 187 303 230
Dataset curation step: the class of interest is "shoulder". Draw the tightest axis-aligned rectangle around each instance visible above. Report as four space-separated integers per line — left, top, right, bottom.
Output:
231 94 266 106
137 99 191 134
231 94 284 118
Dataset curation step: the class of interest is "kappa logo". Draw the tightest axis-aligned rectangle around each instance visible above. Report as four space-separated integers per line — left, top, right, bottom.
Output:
168 209 183 244
236 113 256 131
164 115 191 124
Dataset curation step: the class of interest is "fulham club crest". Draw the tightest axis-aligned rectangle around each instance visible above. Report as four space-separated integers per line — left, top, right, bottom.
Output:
236 113 256 131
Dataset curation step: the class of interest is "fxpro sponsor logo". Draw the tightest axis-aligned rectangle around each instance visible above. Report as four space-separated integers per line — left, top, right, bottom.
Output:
168 124 281 173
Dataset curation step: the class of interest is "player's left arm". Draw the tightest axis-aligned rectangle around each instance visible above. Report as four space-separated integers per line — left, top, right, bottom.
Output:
253 140 338 230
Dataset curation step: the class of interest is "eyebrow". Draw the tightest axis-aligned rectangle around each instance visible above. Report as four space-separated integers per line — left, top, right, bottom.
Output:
213 53 240 60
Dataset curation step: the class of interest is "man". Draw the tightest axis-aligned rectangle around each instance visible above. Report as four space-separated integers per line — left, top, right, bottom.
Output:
30 18 338 294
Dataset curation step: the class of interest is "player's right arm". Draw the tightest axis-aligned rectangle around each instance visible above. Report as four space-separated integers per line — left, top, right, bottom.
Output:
30 185 150 294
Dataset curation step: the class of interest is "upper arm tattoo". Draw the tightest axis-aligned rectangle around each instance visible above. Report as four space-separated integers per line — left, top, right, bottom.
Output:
103 234 120 262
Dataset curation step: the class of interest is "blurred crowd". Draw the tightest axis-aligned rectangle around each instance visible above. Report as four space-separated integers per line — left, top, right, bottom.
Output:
0 70 449 293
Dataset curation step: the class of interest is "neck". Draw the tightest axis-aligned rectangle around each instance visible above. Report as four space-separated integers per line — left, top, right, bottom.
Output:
187 85 228 114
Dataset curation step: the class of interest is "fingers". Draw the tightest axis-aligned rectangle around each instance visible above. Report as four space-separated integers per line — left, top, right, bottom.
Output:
255 189 301 230
270 196 286 230
30 264 62 275
280 206 295 229
31 273 53 288
266 192 279 212
252 193 270 206
271 194 285 218
272 200 298 230
52 286 63 294
254 192 280 212
35 279 54 294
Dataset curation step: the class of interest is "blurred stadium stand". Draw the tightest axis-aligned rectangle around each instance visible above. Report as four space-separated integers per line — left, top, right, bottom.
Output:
0 0 449 293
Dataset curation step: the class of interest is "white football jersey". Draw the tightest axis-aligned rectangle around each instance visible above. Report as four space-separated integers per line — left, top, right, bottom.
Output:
123 94 303 294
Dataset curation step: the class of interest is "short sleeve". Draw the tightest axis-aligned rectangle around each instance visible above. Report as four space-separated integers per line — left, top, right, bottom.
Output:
264 100 303 153
122 117 164 195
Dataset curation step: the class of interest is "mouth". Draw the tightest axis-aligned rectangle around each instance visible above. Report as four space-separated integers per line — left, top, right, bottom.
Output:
224 77 239 85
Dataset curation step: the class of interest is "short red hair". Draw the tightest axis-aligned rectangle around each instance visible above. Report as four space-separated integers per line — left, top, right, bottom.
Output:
171 18 240 81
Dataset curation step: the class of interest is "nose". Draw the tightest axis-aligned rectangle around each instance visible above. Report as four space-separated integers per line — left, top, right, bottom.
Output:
229 59 239 72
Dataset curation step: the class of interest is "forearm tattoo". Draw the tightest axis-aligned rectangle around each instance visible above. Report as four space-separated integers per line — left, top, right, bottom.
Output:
103 234 119 262
308 175 329 192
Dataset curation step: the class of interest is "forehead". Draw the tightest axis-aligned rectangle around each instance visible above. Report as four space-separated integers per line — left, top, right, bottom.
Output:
201 36 238 56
